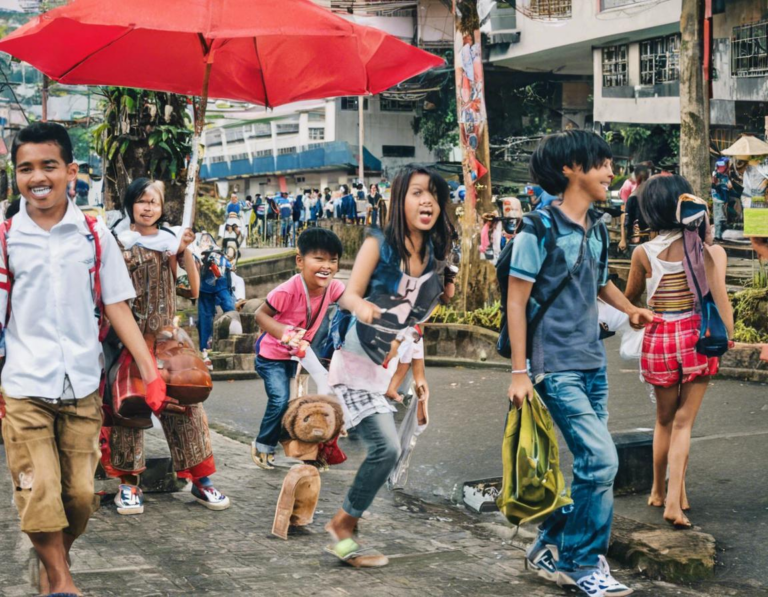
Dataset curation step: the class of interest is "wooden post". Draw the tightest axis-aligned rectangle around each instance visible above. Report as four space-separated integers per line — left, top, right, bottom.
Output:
680 0 710 199
453 0 495 312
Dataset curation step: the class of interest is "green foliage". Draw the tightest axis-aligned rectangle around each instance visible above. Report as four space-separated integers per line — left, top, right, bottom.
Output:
195 193 223 236
604 124 680 167
430 301 503 331
92 87 192 182
731 262 768 344
411 61 458 156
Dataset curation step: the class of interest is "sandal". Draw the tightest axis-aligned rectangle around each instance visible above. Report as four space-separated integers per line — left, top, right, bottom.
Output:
325 538 389 568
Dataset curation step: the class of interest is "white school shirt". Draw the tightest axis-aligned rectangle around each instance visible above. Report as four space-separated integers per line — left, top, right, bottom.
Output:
0 198 136 400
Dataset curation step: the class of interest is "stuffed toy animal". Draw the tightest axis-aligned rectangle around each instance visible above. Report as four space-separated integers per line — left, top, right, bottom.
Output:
272 464 321 540
282 395 343 444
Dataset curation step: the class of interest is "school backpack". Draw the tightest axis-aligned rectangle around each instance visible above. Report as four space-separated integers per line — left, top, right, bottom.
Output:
495 208 608 360
0 213 107 351
495 209 557 359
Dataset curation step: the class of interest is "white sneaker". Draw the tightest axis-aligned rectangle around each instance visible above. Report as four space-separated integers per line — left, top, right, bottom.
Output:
191 483 231 511
114 484 144 515
562 555 633 597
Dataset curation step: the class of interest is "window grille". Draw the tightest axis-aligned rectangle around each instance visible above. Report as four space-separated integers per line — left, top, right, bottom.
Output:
276 123 300 135
252 123 272 137
527 0 571 20
231 153 249 161
309 128 325 140
602 45 629 87
732 20 768 78
255 149 272 158
341 97 369 111
640 34 680 85
224 128 245 143
278 147 297 155
379 98 416 112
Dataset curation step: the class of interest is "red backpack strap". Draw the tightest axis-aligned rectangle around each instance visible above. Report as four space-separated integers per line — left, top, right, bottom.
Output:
83 214 103 309
0 218 13 329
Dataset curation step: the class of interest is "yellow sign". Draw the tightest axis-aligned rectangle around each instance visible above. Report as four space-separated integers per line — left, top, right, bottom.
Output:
744 206 768 237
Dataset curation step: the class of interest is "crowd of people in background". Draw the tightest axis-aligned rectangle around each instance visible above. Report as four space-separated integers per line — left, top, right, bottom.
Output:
220 182 389 250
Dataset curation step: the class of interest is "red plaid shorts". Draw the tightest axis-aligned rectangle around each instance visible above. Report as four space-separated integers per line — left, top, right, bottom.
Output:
641 313 719 387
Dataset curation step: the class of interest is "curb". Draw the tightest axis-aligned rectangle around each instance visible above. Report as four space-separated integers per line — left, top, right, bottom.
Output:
211 370 259 381
424 357 510 370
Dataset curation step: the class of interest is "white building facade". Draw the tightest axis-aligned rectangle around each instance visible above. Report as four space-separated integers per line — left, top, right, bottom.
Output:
487 0 768 145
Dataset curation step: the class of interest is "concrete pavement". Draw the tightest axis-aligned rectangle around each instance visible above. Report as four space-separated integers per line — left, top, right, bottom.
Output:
0 422 746 597
203 336 768 594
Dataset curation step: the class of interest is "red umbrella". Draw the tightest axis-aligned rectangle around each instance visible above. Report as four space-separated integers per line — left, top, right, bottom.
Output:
0 0 443 223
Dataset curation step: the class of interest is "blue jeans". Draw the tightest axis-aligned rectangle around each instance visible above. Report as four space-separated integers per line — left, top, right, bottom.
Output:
534 367 618 575
254 356 298 453
197 288 236 351
343 413 401 518
713 199 727 239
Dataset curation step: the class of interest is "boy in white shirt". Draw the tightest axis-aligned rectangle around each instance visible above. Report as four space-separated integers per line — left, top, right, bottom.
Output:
1 122 169 596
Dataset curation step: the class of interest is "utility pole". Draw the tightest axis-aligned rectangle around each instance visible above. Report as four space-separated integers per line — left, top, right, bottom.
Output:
679 0 710 199
452 0 495 311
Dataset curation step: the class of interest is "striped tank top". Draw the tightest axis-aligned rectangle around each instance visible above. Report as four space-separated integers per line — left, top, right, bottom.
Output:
648 270 695 314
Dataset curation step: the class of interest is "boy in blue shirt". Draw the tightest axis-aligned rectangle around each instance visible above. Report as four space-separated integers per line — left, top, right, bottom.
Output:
507 131 654 597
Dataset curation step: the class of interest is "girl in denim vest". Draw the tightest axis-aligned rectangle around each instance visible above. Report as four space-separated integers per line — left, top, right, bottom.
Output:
324 165 455 568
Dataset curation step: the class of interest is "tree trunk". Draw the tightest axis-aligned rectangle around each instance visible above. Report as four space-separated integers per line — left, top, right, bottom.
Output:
679 0 710 199
100 90 191 225
453 0 496 312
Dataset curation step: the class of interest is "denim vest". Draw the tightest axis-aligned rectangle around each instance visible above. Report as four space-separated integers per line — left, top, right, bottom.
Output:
332 228 443 365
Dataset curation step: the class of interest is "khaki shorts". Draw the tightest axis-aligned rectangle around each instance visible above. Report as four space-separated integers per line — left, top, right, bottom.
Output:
2 391 102 538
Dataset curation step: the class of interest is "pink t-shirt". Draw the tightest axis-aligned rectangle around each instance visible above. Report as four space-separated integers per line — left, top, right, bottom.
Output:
257 274 345 360
619 179 637 202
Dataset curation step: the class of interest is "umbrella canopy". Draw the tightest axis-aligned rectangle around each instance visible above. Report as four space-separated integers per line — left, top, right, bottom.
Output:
722 135 768 157
0 0 443 108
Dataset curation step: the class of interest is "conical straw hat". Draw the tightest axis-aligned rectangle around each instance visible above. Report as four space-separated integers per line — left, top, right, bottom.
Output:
721 135 768 156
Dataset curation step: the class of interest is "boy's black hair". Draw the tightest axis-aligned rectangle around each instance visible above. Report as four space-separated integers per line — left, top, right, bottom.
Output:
297 227 343 259
385 163 452 269
529 130 613 195
12 121 74 166
122 177 166 227
639 174 693 232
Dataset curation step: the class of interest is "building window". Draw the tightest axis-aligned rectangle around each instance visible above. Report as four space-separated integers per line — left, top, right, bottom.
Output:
640 34 680 85
309 128 325 141
528 0 571 19
276 123 300 135
602 45 629 87
255 149 272 158
278 147 297 155
308 142 325 150
252 123 272 137
732 20 768 78
600 0 651 10
231 153 249 161
224 128 245 143
379 97 417 112
210 155 227 163
341 97 369 111
382 145 416 158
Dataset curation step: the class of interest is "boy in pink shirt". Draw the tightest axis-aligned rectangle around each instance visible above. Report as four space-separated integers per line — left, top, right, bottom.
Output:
251 228 345 468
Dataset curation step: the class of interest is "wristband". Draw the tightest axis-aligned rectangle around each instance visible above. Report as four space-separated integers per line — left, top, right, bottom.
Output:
511 369 528 375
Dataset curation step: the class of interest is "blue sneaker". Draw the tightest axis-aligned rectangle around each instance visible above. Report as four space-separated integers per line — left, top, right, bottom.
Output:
525 541 562 583
114 484 144 515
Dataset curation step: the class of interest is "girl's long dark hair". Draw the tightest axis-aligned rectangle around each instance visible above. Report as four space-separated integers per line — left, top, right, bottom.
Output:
385 164 452 271
639 174 694 232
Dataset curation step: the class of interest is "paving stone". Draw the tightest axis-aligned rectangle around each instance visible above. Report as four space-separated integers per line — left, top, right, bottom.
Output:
0 429 744 596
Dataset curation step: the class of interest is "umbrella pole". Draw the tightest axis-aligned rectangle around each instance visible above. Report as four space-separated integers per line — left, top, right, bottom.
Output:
183 60 213 230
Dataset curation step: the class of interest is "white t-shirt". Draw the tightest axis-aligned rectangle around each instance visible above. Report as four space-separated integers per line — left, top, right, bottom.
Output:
1 199 136 400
